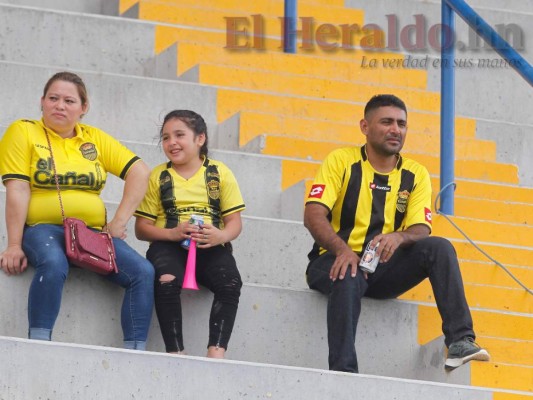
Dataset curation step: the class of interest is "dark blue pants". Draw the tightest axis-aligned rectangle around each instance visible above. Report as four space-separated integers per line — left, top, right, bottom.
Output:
306 236 474 373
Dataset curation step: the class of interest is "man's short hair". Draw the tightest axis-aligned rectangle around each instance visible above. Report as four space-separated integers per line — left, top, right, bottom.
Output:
364 94 407 118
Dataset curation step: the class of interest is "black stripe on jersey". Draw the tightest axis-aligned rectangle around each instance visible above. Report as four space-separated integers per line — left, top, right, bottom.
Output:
338 161 362 244
363 173 389 248
393 169 416 231
222 204 245 216
159 168 179 228
135 210 156 220
1 174 30 183
120 156 141 179
204 161 222 228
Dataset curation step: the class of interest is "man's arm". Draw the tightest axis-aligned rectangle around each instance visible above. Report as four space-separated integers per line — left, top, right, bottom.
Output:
304 203 361 280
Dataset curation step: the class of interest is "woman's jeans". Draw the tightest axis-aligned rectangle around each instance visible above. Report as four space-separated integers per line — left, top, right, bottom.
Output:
22 224 154 350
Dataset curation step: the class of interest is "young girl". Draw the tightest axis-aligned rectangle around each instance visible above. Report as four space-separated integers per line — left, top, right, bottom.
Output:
134 110 245 358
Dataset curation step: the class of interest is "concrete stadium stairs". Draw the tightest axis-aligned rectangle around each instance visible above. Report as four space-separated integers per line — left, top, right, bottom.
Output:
0 1 531 399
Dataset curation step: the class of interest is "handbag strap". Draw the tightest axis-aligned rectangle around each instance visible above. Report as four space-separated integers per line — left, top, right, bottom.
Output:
43 127 107 227
44 127 67 222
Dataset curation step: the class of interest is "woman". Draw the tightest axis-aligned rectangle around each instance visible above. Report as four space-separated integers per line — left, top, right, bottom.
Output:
134 110 244 358
0 71 154 350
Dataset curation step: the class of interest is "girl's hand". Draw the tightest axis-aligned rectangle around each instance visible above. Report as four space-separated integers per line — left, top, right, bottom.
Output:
168 221 201 242
192 223 225 248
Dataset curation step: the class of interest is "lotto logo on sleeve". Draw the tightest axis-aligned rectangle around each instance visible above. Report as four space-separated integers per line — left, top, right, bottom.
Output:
308 184 326 199
424 207 432 224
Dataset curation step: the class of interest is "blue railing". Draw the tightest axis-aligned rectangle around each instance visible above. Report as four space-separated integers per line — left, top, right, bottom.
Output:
440 0 533 215
283 0 297 53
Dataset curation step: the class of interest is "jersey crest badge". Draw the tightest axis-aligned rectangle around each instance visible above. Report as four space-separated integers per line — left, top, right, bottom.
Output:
80 142 97 161
207 179 220 200
308 184 325 199
396 190 410 213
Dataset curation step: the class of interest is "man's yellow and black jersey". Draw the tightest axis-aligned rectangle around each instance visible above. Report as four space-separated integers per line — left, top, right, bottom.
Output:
0 119 141 228
306 145 432 259
135 157 245 229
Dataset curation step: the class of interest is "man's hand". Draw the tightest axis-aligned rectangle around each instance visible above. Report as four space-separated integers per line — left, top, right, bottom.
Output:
372 224 430 263
330 248 361 281
372 232 404 263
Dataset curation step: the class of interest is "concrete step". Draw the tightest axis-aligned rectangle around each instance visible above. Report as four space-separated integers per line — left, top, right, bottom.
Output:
1 189 530 307
122 0 355 18
181 62 442 113
0 0 108 14
0 60 218 143
280 157 519 193
0 198 530 391
0 337 498 400
402 279 532 314
284 179 532 225
215 89 479 138
0 3 155 75
152 41 428 89
419 306 533 392
244 132 497 162
431 214 532 248
219 111 477 150
0 257 465 384
123 0 365 38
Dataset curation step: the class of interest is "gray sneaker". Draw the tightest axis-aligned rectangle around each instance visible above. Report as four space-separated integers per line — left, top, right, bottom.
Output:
445 337 490 370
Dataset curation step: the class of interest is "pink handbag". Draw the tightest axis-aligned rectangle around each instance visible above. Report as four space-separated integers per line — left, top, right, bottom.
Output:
63 217 118 275
45 128 118 275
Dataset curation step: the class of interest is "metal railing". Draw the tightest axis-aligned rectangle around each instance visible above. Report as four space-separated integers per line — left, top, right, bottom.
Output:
283 0 297 53
439 0 533 215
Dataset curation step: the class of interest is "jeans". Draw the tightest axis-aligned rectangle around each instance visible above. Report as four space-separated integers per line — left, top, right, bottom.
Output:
306 236 474 373
22 224 154 350
147 241 242 352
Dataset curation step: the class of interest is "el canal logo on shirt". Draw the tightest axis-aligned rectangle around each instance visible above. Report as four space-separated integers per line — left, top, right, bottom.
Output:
308 184 325 199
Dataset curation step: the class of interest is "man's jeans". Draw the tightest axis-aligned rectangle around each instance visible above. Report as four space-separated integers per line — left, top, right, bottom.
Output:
306 236 475 373
22 224 154 350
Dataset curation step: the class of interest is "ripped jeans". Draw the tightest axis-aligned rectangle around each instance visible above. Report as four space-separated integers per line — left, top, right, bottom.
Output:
147 241 242 353
22 224 154 350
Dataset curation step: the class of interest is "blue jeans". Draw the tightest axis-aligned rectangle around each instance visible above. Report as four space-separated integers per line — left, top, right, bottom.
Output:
22 224 154 350
307 236 474 373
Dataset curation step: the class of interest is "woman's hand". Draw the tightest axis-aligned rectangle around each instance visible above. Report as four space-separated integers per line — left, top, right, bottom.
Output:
192 223 226 249
105 219 128 240
0 245 28 276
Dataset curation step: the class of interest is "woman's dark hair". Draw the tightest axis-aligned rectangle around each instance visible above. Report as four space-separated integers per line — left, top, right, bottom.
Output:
364 94 407 119
160 110 208 157
42 71 89 108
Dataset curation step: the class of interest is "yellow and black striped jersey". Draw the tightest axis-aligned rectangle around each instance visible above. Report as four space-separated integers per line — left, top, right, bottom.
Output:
306 145 432 259
0 119 140 228
135 157 245 229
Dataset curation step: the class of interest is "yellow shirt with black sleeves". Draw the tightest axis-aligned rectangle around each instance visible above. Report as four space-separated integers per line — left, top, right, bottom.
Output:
306 145 432 260
135 158 245 229
0 119 141 228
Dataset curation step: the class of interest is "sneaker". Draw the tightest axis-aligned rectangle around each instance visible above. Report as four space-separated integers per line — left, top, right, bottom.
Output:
445 337 490 370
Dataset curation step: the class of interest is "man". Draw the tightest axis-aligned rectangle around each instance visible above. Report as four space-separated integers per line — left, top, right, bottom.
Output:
304 94 489 373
